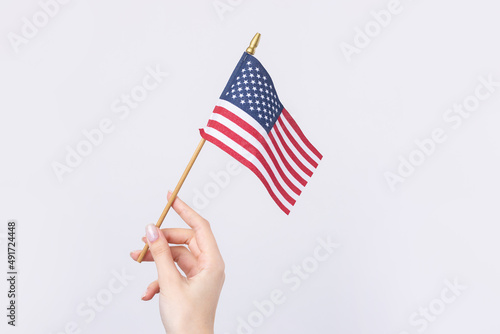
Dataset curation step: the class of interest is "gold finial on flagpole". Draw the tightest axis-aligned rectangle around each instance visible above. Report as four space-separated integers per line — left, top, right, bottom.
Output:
246 33 261 55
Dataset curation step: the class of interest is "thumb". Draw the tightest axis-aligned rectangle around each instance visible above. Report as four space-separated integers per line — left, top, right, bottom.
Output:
145 224 181 285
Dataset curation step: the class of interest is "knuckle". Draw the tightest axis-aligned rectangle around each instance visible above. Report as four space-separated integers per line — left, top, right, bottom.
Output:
150 242 169 257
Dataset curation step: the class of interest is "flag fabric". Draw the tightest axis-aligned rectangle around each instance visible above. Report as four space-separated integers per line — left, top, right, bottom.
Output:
200 52 322 214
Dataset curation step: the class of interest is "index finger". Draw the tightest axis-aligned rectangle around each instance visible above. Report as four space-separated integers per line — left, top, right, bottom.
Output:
167 192 220 256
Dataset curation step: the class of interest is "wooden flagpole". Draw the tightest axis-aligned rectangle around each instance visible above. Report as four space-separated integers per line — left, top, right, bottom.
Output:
136 33 261 263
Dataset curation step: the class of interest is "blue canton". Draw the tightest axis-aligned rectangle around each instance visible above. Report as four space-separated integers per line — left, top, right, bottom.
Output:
220 53 283 133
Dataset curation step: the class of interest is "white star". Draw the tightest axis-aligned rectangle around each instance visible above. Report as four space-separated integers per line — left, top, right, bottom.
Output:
252 86 257 91
237 81 241 86
254 93 259 98
239 93 244 97
249 73 254 78
232 95 236 99
248 67 253 71
238 87 242 92
237 76 240 80
258 114 262 118
263 76 267 80
242 69 246 72
264 115 268 120
266 122 269 127
244 80 248 84
257 73 261 78
240 100 245 104
250 106 254 111
248 100 253 104
226 92 229 95
245 86 250 91
242 74 247 78
247 61 251 65
246 93 251 97
257 107 261 111
255 100 260 105
255 68 260 72
258 81 262 85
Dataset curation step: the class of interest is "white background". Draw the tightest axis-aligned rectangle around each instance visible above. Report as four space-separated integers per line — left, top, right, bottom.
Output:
1 0 500 333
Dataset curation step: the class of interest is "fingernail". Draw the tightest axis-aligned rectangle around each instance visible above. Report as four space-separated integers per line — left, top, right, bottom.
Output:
146 224 159 243
141 289 148 300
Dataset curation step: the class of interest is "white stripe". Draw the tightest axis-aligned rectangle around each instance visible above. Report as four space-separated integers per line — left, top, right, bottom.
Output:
203 127 294 210
216 99 311 182
274 120 316 172
280 114 321 164
209 113 304 194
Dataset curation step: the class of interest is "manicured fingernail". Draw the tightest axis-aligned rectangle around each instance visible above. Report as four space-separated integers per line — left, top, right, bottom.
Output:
146 224 159 243
141 289 148 300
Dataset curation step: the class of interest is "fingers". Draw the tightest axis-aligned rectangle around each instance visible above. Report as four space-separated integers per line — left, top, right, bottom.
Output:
141 280 159 301
130 246 199 277
170 246 199 277
131 249 154 262
167 192 220 257
145 224 182 285
160 228 195 245
141 228 201 257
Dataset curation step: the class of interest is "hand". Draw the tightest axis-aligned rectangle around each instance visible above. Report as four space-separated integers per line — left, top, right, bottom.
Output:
130 193 225 334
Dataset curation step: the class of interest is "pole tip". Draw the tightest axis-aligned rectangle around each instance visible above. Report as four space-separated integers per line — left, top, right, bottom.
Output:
246 33 261 55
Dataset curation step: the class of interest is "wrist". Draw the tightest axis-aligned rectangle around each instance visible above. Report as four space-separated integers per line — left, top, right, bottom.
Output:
170 319 214 334
172 327 213 334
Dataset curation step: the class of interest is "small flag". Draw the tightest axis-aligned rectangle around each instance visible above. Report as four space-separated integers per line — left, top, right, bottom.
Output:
200 52 322 214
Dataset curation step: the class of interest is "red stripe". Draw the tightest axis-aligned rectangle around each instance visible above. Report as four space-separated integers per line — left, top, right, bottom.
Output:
207 120 296 206
272 124 313 177
281 108 323 160
267 131 307 187
213 106 303 194
277 116 318 168
200 129 291 215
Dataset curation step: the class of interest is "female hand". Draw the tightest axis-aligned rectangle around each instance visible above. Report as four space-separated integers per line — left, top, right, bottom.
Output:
130 192 225 334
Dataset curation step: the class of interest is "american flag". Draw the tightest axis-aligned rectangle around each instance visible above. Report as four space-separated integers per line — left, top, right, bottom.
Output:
200 52 322 214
